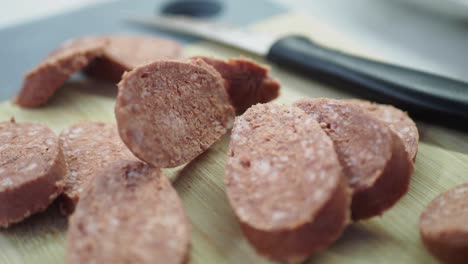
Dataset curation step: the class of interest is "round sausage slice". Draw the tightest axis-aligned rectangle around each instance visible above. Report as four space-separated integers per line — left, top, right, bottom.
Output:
15 37 108 107
419 183 468 264
67 160 190 264
0 120 65 227
59 122 136 214
347 99 419 162
193 56 280 113
84 35 183 82
115 59 234 168
225 103 350 262
294 98 413 220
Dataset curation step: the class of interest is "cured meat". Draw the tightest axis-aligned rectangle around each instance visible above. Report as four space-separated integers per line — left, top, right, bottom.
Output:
347 99 419 162
295 98 413 220
67 160 190 264
419 183 468 264
0 120 65 227
225 103 350 262
15 37 107 107
59 122 135 214
84 35 183 82
194 56 280 113
115 59 234 168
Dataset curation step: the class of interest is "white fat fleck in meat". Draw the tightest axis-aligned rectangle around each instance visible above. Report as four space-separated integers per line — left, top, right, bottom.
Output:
71 127 83 134
0 131 13 137
141 89 151 98
307 172 317 182
132 129 144 145
127 168 142 179
86 222 98 234
254 160 271 174
304 117 314 126
400 127 410 134
27 130 39 136
189 73 199 81
313 189 325 200
235 118 251 133
70 170 78 180
22 163 38 172
0 168 4 175
436 197 446 207
271 211 287 222
453 186 468 197
1 177 13 187
109 218 119 227
45 138 55 146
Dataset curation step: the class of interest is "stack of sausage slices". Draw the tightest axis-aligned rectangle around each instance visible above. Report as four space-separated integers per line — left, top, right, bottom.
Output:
1 34 466 264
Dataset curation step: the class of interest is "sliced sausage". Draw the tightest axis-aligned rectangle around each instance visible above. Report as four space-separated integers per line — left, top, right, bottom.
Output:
67 160 190 264
115 59 234 168
15 37 108 107
59 122 136 214
0 120 65 227
419 183 468 264
347 99 419 162
294 98 413 220
84 35 183 82
225 103 350 262
193 56 280 113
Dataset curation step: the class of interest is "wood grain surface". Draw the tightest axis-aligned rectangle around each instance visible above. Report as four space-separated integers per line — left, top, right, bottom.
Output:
1 12 467 264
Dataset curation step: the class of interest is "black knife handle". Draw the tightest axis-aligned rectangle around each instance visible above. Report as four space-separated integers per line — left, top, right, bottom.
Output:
266 36 468 129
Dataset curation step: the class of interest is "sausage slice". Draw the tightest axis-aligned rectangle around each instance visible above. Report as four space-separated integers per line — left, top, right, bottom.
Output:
84 35 183 82
0 120 65 227
225 103 350 262
59 122 136 214
67 160 190 264
193 56 280 113
347 99 419 162
419 183 468 264
295 98 413 220
115 59 234 168
15 37 108 107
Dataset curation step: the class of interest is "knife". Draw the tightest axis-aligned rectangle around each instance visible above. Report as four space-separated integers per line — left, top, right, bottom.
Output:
129 15 468 129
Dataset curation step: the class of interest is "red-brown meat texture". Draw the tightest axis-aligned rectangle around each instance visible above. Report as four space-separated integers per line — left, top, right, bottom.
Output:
115 59 234 168
347 99 419 162
193 56 280 113
419 183 468 264
295 98 413 220
84 35 183 82
15 37 108 107
67 160 190 264
58 122 136 214
0 120 65 227
225 103 350 262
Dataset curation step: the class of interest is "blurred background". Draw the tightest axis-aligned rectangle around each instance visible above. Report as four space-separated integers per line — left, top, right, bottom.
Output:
1 0 468 95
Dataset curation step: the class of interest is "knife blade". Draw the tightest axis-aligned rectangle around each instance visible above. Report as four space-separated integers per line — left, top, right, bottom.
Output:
129 15 468 129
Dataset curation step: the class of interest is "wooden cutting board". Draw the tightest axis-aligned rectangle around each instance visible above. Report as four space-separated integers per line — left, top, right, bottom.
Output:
1 12 467 264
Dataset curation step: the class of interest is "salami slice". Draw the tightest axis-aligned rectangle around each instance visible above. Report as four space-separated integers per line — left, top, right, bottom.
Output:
295 98 413 220
15 37 107 107
193 56 280 113
84 35 183 82
0 120 65 227
67 160 190 264
347 99 419 162
419 184 468 264
115 59 234 168
59 122 136 214
225 103 350 262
